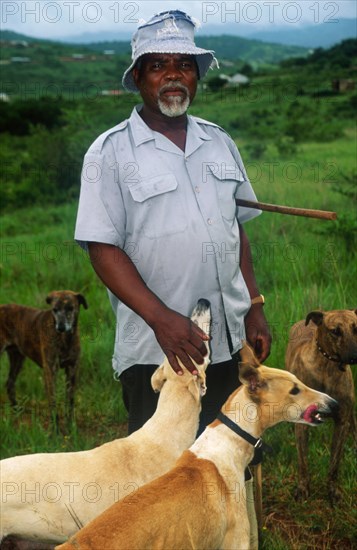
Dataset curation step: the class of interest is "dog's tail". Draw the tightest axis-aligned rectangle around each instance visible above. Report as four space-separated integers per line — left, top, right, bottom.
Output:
191 299 211 337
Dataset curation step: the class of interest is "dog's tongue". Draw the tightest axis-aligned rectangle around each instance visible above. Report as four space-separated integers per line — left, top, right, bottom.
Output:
303 404 317 423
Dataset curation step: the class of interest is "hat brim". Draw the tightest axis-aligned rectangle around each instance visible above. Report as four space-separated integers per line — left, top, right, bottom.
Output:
122 46 216 92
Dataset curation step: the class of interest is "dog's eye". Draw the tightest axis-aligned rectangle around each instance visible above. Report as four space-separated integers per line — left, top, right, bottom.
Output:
331 327 342 337
290 385 300 395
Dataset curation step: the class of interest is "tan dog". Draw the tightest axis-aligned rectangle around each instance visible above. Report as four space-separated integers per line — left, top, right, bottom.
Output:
0 299 211 544
56 344 337 550
0 291 88 427
286 309 357 503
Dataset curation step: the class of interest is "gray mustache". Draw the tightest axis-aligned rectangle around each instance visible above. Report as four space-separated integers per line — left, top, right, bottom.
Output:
159 83 189 95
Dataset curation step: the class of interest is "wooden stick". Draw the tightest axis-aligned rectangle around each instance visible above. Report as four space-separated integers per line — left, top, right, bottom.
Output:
236 199 337 221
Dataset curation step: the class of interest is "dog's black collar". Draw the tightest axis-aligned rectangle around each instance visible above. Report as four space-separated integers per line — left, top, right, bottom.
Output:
316 342 346 371
216 412 272 465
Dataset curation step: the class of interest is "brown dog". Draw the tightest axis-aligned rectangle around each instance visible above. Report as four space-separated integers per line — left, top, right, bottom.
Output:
56 344 337 550
0 291 88 428
286 309 357 503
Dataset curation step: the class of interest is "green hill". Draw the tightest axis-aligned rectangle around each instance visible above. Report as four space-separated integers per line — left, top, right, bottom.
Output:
281 38 357 70
0 30 309 98
0 33 356 212
196 35 307 63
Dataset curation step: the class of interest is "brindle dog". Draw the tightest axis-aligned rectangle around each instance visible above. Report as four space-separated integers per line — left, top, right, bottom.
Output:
0 291 88 428
286 309 357 503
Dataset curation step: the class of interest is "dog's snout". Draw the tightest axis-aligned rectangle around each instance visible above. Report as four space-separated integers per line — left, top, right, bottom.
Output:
330 397 339 412
323 397 339 416
55 318 74 333
196 298 211 313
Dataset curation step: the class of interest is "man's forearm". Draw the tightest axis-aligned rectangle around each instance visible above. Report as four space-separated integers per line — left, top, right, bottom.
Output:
88 242 167 327
239 224 260 300
87 242 208 374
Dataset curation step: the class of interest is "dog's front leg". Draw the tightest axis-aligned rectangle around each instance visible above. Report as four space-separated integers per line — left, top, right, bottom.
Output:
42 353 60 430
5 347 25 407
328 411 350 504
64 362 76 428
295 424 310 500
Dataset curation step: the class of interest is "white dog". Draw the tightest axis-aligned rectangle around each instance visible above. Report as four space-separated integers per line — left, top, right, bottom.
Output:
0 299 211 544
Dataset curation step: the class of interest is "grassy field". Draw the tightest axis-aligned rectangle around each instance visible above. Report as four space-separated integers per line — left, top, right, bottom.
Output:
1 126 356 547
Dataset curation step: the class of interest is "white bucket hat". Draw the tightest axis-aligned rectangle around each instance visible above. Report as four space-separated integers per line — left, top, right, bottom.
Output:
122 10 218 93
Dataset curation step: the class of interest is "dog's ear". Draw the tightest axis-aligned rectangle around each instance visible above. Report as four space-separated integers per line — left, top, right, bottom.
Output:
239 364 263 392
151 364 166 393
188 371 207 402
239 341 260 368
76 293 88 309
305 311 324 327
46 292 55 305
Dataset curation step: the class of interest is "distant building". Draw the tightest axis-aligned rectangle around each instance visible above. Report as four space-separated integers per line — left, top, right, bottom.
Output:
11 57 30 63
10 40 29 47
0 93 10 102
332 79 355 93
218 73 250 86
60 54 98 62
101 90 122 96
218 74 231 83
220 60 234 67
229 73 250 85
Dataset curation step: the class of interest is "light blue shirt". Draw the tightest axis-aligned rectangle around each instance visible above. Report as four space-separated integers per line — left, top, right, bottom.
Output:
75 106 261 376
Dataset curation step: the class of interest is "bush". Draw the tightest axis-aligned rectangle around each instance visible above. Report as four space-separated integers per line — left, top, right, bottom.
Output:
0 98 64 135
275 136 297 157
206 76 227 92
244 142 267 160
285 99 343 142
1 125 80 212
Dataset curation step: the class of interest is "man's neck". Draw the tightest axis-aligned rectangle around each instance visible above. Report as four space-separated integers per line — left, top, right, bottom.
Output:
139 105 188 132
139 105 188 151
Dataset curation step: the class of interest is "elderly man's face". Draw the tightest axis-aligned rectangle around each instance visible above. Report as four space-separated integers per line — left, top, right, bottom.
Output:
133 53 198 117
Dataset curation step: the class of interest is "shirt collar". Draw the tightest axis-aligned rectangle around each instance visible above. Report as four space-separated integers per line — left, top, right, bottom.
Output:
129 105 156 146
128 105 212 155
185 115 212 157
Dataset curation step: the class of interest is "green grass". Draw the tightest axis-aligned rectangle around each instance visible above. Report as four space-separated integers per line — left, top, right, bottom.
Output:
1 130 356 548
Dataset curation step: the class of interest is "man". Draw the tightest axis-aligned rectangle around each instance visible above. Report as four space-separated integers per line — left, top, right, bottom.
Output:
75 10 271 434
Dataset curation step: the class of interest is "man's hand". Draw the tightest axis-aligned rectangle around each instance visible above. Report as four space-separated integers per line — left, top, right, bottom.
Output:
88 243 209 376
150 308 210 375
244 306 272 362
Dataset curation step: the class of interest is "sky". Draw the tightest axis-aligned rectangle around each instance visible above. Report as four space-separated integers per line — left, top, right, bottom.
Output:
1 0 356 40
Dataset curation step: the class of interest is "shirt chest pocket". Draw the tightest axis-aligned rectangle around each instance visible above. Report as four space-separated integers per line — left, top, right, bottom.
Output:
206 163 245 222
127 174 188 239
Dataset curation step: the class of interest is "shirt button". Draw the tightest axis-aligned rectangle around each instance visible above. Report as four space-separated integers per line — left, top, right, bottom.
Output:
207 218 213 225
195 186 200 193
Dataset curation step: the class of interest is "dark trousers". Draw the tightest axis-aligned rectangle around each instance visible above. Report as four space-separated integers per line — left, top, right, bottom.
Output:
120 355 241 435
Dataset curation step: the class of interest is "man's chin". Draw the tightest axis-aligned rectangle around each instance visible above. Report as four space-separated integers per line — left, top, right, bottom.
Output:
158 97 190 117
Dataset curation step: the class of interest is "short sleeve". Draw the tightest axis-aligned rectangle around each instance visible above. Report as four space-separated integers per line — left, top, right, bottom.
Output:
224 134 262 224
74 139 126 251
